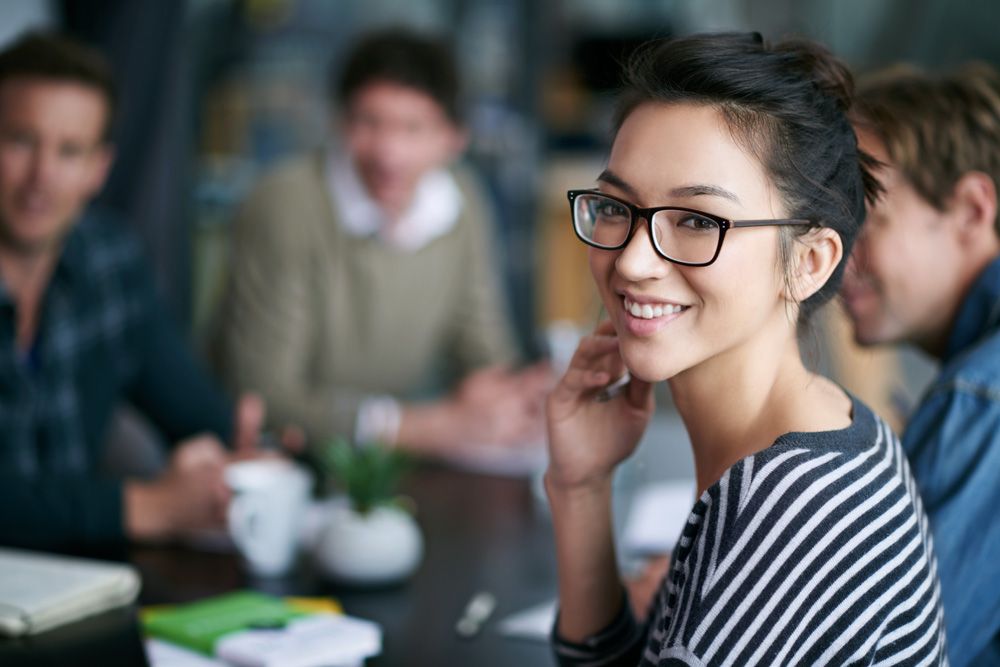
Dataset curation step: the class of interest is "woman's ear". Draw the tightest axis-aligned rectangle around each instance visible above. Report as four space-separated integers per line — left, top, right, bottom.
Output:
784 228 843 303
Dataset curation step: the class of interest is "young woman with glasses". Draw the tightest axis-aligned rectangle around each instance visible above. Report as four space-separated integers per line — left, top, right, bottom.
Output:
545 33 947 665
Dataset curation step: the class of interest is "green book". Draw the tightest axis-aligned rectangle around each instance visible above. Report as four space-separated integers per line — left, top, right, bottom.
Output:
142 591 308 655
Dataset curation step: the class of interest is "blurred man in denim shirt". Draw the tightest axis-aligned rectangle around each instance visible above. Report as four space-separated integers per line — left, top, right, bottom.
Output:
843 63 1000 666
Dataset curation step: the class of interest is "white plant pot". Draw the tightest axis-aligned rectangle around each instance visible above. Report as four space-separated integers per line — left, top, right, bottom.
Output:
315 501 423 586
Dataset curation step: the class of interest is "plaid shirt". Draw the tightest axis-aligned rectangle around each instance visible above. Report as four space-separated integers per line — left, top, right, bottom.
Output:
0 211 231 548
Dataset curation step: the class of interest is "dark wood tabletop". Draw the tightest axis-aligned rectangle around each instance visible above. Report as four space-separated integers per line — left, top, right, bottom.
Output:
1 465 560 667
0 414 694 667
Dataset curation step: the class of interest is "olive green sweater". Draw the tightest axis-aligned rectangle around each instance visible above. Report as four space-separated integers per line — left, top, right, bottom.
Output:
214 154 517 444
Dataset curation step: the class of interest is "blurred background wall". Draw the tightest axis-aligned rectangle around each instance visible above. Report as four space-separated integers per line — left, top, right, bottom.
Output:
1 0 995 420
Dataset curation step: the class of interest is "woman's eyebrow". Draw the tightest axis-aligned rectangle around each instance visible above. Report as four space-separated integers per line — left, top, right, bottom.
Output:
597 170 741 206
596 169 637 198
669 184 741 204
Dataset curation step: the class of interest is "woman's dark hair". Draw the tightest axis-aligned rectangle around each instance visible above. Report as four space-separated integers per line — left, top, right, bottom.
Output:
333 28 461 124
614 32 880 325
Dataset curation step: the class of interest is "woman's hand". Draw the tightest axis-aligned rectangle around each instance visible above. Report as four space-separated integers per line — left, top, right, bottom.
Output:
545 320 655 492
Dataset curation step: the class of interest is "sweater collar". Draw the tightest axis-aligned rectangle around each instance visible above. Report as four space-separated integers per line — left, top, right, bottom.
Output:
326 151 461 252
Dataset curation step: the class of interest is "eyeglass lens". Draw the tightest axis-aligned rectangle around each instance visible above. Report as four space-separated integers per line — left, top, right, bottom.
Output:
573 192 721 264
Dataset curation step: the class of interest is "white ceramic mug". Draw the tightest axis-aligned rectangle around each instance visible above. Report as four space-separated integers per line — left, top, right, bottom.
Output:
224 459 312 577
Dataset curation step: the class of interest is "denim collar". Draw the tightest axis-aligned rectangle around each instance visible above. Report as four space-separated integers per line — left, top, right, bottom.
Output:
944 255 1000 362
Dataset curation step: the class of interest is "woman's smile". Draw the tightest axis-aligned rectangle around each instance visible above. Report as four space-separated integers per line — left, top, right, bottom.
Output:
619 292 691 336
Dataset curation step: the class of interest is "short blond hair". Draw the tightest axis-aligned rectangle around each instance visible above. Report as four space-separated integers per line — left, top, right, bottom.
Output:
854 62 1000 235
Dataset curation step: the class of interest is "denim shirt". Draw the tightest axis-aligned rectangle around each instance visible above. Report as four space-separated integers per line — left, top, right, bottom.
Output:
904 256 1000 666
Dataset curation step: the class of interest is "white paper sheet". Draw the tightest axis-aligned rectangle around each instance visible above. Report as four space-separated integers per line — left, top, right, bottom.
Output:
215 613 379 667
145 639 225 667
497 599 557 643
621 479 697 556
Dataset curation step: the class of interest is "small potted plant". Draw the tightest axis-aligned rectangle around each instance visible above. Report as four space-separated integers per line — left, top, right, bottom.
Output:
314 439 423 586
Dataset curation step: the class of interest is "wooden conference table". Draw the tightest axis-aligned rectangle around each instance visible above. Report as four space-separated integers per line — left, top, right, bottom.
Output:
1 466 559 667
1 414 693 667
142 465 558 666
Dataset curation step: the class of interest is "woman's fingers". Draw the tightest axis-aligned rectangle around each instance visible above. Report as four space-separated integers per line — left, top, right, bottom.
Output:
550 338 628 408
581 369 612 387
594 319 617 336
568 333 618 364
567 333 619 371
551 364 611 401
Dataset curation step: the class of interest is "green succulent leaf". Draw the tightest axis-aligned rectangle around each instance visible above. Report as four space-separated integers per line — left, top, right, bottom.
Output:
319 438 410 515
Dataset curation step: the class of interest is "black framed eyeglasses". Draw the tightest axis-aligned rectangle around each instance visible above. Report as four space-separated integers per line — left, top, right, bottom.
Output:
568 189 816 267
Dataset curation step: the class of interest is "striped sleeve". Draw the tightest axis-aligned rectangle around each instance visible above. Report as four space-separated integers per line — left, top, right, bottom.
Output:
551 591 646 667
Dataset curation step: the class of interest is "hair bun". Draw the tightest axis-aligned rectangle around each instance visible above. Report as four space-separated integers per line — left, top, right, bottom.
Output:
775 39 855 112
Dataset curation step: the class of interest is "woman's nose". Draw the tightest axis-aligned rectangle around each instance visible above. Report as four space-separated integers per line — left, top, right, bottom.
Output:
614 219 671 281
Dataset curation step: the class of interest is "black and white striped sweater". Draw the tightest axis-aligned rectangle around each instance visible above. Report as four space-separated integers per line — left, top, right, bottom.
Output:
554 396 948 666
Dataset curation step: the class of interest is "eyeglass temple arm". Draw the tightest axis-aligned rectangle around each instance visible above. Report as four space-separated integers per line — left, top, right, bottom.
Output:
729 219 814 228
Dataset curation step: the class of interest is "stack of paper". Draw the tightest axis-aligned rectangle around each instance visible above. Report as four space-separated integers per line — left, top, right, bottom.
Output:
143 591 380 667
216 614 380 667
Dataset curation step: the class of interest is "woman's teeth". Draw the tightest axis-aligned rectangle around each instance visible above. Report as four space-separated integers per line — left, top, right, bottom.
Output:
623 297 685 319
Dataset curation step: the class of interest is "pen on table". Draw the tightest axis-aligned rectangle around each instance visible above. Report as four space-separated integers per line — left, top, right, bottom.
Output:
455 591 497 639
